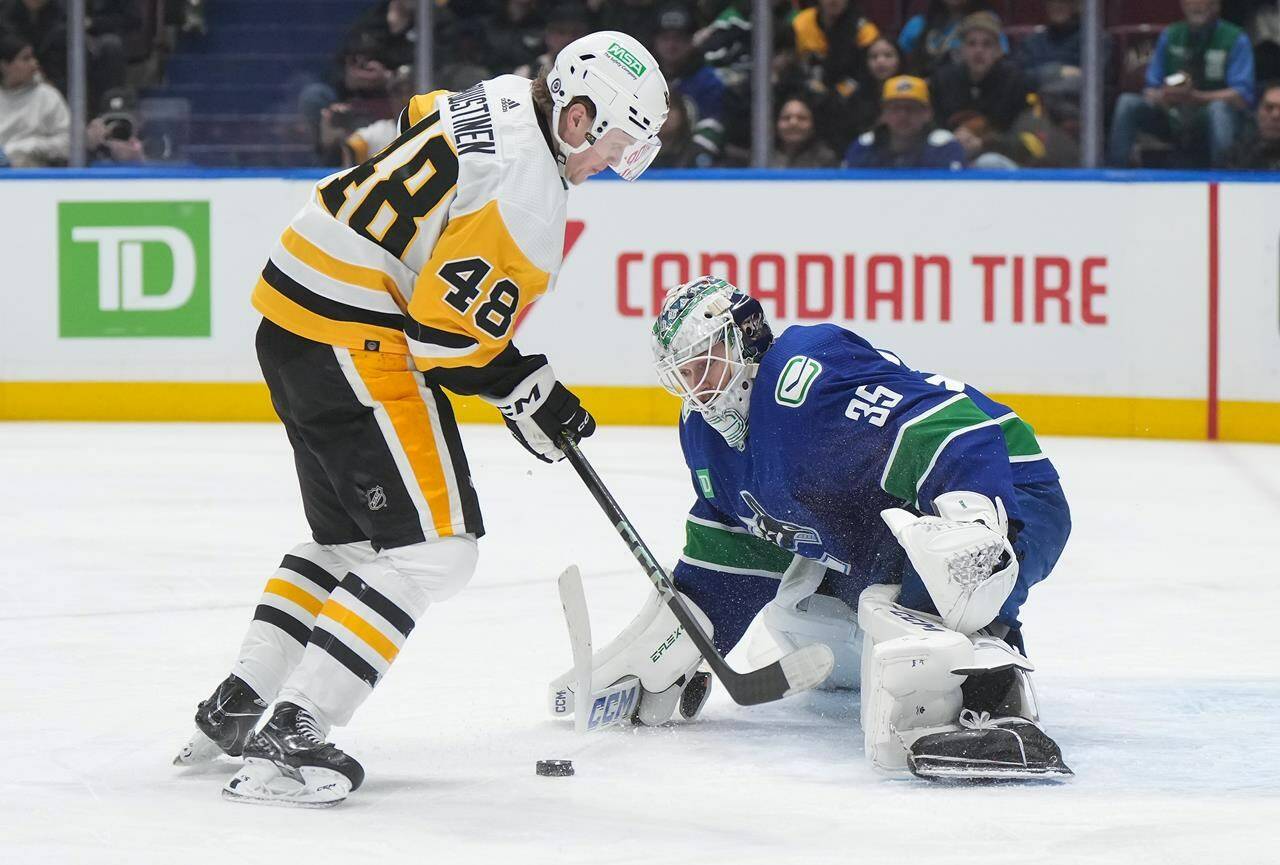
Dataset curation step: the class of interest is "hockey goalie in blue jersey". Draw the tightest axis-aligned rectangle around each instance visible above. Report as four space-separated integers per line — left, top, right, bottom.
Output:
550 275 1073 781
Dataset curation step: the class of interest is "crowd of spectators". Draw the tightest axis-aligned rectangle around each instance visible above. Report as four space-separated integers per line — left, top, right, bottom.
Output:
5 0 1280 171
0 0 201 167
303 0 1280 171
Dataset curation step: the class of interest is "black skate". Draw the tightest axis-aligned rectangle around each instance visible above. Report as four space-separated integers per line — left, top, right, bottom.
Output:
222 703 364 808
908 709 1074 782
906 633 1073 782
174 674 267 766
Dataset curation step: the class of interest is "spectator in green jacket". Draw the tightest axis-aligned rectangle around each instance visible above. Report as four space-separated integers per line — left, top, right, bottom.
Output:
1107 0 1255 167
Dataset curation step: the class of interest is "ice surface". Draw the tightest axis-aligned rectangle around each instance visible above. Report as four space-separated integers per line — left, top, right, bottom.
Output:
1 424 1278 864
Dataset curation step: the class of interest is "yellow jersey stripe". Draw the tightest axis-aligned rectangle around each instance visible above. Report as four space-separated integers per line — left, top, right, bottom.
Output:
253 276 409 353
264 578 324 617
407 92 443 127
280 226 408 310
319 598 401 663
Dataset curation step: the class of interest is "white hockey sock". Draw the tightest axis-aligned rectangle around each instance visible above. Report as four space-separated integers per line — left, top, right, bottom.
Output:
233 542 368 700
276 535 477 727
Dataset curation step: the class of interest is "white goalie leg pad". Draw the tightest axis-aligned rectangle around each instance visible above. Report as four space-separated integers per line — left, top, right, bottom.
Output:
548 589 712 726
857 584 973 771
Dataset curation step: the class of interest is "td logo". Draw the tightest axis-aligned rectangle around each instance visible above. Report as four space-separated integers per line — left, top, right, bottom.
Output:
58 201 211 337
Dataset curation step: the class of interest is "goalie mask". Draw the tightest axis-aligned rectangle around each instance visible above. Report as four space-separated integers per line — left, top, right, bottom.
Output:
652 277 773 450
548 31 669 182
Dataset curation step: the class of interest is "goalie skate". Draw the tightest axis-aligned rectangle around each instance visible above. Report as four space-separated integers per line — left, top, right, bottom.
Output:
907 710 1074 782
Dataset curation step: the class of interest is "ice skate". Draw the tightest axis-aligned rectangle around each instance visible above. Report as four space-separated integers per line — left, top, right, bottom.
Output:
222 702 364 808
907 710 1074 782
174 674 267 766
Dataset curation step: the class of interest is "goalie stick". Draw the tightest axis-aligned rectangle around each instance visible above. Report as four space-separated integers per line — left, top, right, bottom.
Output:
554 566 643 731
560 438 833 706
557 566 593 734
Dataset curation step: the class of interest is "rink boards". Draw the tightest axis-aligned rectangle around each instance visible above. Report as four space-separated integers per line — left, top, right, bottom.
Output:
0 169 1277 442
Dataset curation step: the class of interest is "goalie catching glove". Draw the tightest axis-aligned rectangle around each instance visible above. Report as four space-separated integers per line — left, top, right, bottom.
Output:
487 362 596 462
881 491 1018 635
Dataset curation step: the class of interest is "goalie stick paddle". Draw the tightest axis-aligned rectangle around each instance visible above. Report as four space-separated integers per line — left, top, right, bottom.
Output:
555 567 641 732
557 566 593 734
560 438 833 706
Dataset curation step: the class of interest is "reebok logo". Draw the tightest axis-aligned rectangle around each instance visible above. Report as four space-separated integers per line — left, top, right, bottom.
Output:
59 201 211 338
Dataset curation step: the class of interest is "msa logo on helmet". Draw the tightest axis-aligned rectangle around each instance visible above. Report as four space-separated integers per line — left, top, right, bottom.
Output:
606 42 647 78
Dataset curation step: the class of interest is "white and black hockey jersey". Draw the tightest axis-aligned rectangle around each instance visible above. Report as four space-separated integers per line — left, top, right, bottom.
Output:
252 75 568 395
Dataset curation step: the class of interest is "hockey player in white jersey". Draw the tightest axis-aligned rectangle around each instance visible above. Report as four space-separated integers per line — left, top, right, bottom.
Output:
174 32 670 807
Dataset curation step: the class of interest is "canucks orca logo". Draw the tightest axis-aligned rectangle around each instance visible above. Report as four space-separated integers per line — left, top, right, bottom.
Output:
739 490 820 552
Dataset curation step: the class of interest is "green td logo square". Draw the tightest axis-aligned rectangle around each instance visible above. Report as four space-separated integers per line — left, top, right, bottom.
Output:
59 201 211 337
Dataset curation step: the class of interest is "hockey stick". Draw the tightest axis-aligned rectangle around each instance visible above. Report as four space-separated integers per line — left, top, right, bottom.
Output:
557 566 593 734
554 566 644 731
560 437 833 706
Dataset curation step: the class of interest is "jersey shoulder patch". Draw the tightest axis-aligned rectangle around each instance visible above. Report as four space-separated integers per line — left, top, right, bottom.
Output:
773 354 824 408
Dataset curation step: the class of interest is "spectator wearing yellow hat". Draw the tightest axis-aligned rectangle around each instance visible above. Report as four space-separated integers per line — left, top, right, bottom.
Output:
843 75 965 168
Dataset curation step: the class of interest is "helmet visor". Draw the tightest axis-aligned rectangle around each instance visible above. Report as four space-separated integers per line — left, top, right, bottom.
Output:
590 126 660 181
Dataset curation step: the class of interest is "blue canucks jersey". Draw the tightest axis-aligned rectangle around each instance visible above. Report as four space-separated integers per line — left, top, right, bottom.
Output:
672 324 1063 646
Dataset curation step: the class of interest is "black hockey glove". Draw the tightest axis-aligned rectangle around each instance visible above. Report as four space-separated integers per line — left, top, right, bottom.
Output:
491 364 596 463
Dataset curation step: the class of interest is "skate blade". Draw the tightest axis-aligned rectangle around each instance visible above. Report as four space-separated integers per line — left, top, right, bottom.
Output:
221 759 351 808
909 758 1074 783
173 729 227 767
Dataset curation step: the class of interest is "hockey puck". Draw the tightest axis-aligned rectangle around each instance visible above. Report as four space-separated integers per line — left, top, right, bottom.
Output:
535 759 574 777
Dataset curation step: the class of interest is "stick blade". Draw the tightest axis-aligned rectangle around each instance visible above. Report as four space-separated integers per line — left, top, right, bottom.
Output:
556 566 592 735
780 643 835 697
717 642 835 706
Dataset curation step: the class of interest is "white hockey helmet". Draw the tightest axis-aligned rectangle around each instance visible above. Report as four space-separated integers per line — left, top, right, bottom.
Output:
548 31 669 181
652 277 774 447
